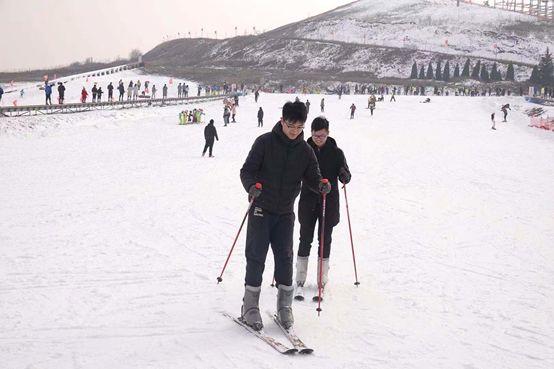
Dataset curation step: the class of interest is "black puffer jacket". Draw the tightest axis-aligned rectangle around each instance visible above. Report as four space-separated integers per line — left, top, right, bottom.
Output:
240 122 322 215
204 122 219 143
298 136 351 227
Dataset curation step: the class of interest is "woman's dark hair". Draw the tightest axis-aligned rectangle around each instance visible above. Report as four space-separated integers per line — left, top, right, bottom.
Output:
311 116 329 131
282 101 308 123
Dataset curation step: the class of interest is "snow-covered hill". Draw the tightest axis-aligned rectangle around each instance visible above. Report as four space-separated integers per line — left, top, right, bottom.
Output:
144 0 552 83
1 89 553 368
288 0 553 65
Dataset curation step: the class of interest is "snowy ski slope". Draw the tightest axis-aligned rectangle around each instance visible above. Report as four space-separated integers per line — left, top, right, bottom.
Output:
1 90 553 369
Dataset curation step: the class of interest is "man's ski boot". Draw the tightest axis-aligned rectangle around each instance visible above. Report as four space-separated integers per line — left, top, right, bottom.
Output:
241 285 263 331
276 285 294 329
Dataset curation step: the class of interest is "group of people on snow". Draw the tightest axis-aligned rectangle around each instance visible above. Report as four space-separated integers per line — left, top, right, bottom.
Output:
179 108 204 125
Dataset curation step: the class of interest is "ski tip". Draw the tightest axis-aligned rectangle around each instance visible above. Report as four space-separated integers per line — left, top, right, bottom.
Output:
300 348 314 355
284 348 298 355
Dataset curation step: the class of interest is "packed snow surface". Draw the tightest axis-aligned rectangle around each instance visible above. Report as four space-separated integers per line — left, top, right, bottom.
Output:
1 90 553 369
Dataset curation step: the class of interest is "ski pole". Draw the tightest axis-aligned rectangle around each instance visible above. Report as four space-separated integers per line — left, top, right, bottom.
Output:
217 183 262 284
343 184 360 286
316 179 329 316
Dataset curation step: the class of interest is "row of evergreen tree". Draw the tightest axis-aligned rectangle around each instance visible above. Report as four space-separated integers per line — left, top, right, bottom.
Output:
529 48 553 86
409 59 515 82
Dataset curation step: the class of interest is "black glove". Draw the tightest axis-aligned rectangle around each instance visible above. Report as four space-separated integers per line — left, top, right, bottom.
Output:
319 180 331 195
338 167 351 184
248 184 262 199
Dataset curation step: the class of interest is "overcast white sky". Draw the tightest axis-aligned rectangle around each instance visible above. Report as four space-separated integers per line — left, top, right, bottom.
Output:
0 0 353 72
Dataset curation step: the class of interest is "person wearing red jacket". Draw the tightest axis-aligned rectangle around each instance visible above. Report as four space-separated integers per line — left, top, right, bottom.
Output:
81 87 88 103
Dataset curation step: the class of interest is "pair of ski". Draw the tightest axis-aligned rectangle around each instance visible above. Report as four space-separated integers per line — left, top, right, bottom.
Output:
294 285 325 302
223 311 313 355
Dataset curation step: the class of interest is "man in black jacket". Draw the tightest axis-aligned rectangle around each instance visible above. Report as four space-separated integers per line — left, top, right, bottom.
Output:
257 107 264 127
295 117 351 301
239 101 329 331
202 119 218 157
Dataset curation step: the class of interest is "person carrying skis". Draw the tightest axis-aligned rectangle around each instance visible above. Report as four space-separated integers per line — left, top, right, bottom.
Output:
294 117 351 301
350 103 356 119
239 101 329 331
257 107 264 127
202 119 219 157
501 104 511 122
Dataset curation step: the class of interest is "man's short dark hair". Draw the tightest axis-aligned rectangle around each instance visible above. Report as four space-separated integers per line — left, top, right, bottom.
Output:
311 116 329 131
282 101 307 123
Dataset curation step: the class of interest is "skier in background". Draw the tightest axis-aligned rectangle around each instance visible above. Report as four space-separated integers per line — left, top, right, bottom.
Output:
257 107 264 127
501 104 511 122
368 94 376 116
202 119 219 157
491 112 496 130
350 103 356 119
